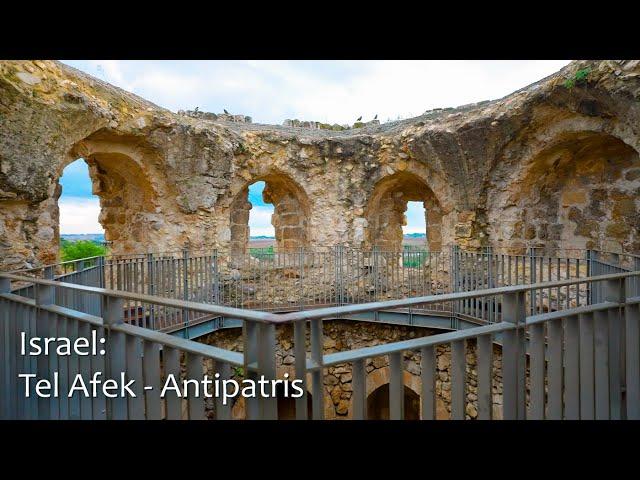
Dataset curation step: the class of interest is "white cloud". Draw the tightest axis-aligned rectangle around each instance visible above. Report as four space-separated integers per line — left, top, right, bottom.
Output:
59 197 103 235
248 205 275 237
62 60 571 125
86 60 134 91
404 201 426 234
58 194 274 236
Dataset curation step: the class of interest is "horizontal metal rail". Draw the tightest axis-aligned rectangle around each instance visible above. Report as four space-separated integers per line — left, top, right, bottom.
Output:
2 269 638 324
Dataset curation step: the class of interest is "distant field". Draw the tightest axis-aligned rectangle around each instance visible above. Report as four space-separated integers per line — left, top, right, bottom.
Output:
248 238 275 248
247 236 428 249
402 236 428 247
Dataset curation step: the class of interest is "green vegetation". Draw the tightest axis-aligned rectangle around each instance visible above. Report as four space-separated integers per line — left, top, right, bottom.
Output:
249 245 275 260
401 245 429 268
60 239 106 263
564 68 591 89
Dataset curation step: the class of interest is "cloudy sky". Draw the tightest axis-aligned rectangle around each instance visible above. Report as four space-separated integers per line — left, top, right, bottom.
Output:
58 60 570 235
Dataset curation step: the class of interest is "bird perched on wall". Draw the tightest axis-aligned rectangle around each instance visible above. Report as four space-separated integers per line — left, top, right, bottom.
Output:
374 114 378 120
356 116 362 121
223 109 229 114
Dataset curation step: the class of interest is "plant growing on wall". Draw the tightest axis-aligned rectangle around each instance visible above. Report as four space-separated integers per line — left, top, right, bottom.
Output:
564 68 591 89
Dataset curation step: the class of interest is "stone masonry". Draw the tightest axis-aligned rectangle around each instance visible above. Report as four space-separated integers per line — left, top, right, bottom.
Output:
198 321 504 420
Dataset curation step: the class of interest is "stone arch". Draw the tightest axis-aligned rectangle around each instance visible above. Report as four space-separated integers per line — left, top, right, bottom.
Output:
364 172 444 252
55 137 165 255
487 130 640 254
365 365 423 419
366 384 421 420
275 382 314 420
229 172 311 254
22 133 169 267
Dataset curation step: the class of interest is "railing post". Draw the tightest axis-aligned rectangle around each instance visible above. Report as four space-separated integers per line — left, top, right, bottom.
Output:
450 244 458 316
146 253 155 329
299 247 305 311
34 268 56 420
243 320 278 419
528 247 536 316
604 275 625 419
182 248 190 336
310 318 325 419
0 276 10 293
389 351 405 420
501 290 526 419
626 300 640 419
634 257 640 297
592 250 602 303
486 246 494 323
35 272 55 306
257 322 278 419
293 320 308 420
98 256 105 289
212 249 220 305
243 321 260 419
335 245 344 307
146 253 155 296
372 245 379 303
74 260 86 311
585 249 593 305
103 294 125 420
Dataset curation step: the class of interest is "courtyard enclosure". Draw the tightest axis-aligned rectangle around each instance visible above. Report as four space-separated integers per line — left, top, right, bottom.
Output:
1 60 640 420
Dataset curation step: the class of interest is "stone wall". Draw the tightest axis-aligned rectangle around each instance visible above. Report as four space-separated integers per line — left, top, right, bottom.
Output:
1 60 640 271
199 321 504 420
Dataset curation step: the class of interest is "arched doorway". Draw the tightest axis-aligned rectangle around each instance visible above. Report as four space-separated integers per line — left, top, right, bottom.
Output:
365 172 443 252
276 383 313 420
230 172 310 255
366 383 421 420
55 150 159 256
58 158 104 257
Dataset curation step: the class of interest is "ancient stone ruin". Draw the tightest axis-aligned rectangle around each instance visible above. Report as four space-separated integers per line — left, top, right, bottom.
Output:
1 60 640 420
2 60 639 272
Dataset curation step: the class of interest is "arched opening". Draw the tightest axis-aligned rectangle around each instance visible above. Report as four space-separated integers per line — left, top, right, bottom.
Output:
488 132 640 253
403 201 428 248
230 173 310 255
275 383 313 420
365 172 442 252
366 383 421 420
55 150 158 257
58 158 104 250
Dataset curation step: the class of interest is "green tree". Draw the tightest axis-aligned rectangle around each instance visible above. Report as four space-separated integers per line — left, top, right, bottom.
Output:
60 239 106 262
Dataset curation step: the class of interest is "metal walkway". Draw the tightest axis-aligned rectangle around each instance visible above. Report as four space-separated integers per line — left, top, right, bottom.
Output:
2 246 639 420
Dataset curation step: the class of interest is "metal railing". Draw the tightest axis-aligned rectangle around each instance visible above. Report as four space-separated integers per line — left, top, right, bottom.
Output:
9 247 455 333
451 247 639 323
13 245 634 335
1 263 639 419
